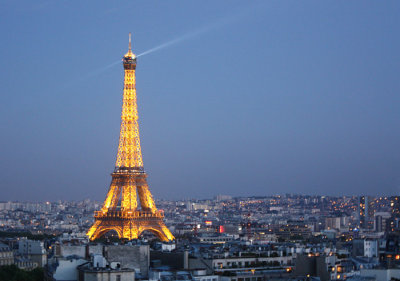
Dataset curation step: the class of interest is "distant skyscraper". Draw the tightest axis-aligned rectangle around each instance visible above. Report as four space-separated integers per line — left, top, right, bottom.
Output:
375 215 383 232
359 196 374 230
373 212 391 233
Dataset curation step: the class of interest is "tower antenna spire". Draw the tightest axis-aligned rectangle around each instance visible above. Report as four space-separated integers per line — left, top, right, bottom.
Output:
129 32 132 51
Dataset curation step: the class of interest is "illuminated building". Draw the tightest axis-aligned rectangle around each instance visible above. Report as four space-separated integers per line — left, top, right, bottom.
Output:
87 34 174 241
391 196 400 216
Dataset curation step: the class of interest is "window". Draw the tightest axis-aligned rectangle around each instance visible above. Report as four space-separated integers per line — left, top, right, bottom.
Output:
116 275 121 281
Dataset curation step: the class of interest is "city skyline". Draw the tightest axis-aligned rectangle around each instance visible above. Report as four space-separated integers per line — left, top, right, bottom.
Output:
1 1 400 201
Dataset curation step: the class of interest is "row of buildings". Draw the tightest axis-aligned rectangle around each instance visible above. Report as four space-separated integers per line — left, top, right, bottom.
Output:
1 194 400 280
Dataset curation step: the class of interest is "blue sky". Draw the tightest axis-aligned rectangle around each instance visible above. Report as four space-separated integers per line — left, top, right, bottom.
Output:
0 1 399 201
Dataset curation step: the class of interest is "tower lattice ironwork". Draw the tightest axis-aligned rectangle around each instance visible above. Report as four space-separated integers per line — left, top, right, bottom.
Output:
87 34 174 241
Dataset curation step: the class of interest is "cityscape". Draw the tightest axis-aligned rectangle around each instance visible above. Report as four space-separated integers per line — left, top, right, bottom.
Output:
1 194 400 280
1 1 400 281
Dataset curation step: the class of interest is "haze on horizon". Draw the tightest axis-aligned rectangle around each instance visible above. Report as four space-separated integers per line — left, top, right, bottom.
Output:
0 1 399 201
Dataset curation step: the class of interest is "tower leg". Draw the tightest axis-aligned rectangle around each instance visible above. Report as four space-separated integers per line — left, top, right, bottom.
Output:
137 220 175 242
101 184 121 212
87 221 123 241
87 220 101 240
137 185 157 212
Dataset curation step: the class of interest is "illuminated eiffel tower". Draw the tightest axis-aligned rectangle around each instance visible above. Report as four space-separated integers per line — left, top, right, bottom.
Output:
87 34 174 241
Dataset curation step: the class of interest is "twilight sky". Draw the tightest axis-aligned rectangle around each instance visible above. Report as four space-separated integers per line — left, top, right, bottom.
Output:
0 1 399 201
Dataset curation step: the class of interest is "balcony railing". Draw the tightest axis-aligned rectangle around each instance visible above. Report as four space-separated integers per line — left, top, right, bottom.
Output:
94 210 164 219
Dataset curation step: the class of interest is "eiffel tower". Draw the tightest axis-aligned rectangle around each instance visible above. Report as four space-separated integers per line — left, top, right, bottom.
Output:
87 34 174 241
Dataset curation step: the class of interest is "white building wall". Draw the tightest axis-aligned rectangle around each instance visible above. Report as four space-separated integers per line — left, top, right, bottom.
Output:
18 239 45 255
83 271 135 281
361 269 400 280
194 275 220 281
53 258 87 281
364 240 378 258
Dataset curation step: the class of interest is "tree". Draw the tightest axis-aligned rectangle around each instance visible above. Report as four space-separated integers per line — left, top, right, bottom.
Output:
0 265 44 281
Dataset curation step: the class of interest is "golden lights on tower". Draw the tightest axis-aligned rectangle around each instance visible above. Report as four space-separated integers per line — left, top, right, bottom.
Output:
87 34 174 241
